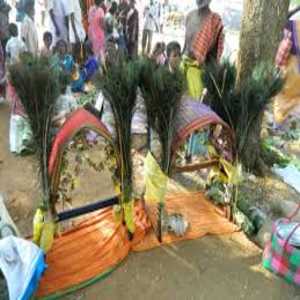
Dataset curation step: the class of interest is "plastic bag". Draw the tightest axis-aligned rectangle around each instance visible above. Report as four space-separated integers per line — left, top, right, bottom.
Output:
33 209 55 253
0 237 46 300
144 152 168 204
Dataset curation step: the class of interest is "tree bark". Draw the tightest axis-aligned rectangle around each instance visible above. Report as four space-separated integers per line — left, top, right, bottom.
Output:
237 0 290 86
235 0 290 175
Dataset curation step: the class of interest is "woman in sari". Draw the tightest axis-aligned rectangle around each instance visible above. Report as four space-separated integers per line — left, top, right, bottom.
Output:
0 41 5 103
273 20 300 125
88 0 105 60
82 0 95 34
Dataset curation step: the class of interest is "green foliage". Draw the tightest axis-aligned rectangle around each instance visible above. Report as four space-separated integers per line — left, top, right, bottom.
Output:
77 89 98 107
9 55 66 209
261 139 291 168
99 57 139 202
202 60 284 173
206 181 227 205
140 59 185 174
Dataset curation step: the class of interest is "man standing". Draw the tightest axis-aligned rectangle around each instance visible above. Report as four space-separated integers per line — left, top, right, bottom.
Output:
66 0 86 62
183 0 224 100
125 0 138 59
21 0 39 55
48 0 69 45
0 0 11 51
142 0 157 56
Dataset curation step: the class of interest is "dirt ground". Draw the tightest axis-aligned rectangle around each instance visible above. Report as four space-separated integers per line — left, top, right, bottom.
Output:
0 101 299 299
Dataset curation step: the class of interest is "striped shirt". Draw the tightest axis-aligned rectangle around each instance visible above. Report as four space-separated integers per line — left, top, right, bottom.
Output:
191 12 224 65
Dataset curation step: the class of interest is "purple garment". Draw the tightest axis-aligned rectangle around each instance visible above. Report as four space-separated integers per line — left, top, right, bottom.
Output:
286 20 300 56
0 41 4 81
83 56 99 81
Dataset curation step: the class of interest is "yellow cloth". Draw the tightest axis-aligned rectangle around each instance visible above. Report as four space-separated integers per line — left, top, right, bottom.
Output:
273 55 300 124
33 209 56 253
208 145 243 185
181 56 204 100
144 152 168 204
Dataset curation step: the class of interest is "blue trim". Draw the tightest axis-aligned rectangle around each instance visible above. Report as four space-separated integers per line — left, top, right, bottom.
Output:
20 250 46 300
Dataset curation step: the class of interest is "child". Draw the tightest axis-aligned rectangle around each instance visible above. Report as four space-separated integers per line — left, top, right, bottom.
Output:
51 39 75 75
20 0 38 55
52 85 77 129
166 41 181 73
6 53 33 154
151 42 166 65
5 23 27 64
72 42 99 92
41 31 53 57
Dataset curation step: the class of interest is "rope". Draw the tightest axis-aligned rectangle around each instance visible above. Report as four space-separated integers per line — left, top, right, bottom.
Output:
288 202 300 220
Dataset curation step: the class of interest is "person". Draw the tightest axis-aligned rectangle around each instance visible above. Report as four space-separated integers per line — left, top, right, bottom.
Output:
47 0 69 44
66 0 86 63
41 31 53 57
5 23 27 64
0 0 11 52
116 0 128 54
88 0 105 61
52 84 77 129
51 39 75 75
71 42 99 92
36 0 47 28
0 42 5 103
6 52 33 154
125 0 138 59
21 0 39 55
182 0 224 100
166 41 181 73
82 0 95 34
142 0 158 56
151 42 166 65
105 1 118 43
273 20 300 125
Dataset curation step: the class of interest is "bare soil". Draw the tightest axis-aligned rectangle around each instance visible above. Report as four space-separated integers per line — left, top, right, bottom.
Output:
0 102 299 299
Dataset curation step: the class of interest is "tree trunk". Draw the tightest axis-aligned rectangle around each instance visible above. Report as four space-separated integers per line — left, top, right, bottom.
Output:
236 0 290 175
237 0 290 86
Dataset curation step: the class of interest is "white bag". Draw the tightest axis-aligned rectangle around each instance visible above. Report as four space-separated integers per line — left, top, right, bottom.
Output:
0 237 46 300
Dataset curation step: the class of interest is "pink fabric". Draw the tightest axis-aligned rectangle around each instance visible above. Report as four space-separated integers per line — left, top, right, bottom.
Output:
6 81 26 117
88 5 105 58
0 42 4 97
156 53 166 65
275 29 292 68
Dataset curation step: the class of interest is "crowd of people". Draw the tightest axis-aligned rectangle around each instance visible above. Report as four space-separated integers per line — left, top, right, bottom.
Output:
0 0 226 154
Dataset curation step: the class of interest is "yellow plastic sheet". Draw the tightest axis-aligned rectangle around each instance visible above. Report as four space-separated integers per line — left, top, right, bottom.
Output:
124 201 135 234
33 208 44 244
33 209 56 253
208 145 242 185
144 152 168 204
39 222 56 253
181 56 204 100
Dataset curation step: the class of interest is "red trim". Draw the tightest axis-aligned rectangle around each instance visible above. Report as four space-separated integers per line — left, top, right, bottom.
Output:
49 108 113 175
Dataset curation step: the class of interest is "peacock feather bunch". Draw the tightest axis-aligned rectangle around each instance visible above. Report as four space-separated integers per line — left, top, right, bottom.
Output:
202 60 283 174
9 54 66 213
140 59 185 241
140 59 185 174
99 57 139 234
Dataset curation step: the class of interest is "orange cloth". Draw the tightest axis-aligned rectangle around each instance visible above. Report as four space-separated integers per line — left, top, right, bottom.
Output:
82 0 95 33
192 12 224 65
273 55 300 124
37 192 237 298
